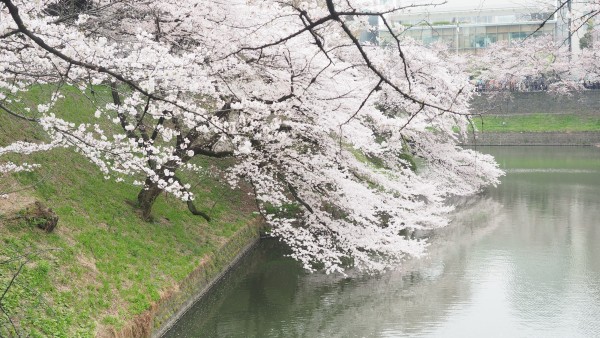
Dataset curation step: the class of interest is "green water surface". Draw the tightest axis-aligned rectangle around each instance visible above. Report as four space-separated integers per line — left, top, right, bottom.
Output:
165 146 600 338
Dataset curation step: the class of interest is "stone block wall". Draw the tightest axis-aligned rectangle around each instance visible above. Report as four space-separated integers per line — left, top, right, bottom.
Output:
101 220 262 338
461 131 600 146
471 91 600 116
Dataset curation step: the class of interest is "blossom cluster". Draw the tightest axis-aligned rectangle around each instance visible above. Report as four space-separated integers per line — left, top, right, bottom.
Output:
0 0 505 272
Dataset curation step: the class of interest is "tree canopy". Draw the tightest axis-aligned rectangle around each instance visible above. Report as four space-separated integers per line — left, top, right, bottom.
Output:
0 0 504 273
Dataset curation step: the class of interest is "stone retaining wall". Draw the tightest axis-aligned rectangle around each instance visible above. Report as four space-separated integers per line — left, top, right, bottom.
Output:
151 221 262 337
460 131 600 146
101 220 262 338
471 91 600 116
464 91 600 146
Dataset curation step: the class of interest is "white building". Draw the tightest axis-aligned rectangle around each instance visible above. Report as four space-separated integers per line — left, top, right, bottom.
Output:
374 0 568 52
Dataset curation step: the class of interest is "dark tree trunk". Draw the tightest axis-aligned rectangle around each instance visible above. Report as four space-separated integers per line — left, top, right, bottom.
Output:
137 178 162 221
136 177 211 222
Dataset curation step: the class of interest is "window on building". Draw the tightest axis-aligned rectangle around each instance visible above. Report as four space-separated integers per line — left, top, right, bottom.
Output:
497 15 516 23
424 36 441 45
509 32 527 41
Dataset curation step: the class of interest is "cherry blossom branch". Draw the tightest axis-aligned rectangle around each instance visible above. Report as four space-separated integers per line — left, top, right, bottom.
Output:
0 101 39 122
1 0 231 136
323 0 464 116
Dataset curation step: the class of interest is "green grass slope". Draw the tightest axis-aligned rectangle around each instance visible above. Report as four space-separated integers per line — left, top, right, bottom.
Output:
472 113 600 133
0 86 257 337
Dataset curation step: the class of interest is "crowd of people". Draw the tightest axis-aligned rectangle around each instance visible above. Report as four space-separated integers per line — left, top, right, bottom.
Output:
583 81 600 89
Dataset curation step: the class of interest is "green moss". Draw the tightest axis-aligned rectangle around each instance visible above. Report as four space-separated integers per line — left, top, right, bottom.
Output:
347 147 386 169
264 203 302 219
398 153 417 172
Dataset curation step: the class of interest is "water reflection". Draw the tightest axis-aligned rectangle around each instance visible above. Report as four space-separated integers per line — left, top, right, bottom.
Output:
165 147 600 338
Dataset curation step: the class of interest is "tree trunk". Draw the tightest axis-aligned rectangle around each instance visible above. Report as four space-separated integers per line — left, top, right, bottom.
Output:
137 178 162 221
136 176 211 222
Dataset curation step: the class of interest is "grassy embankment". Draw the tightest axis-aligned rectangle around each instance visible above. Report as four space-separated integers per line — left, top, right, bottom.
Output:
0 86 258 337
470 113 600 132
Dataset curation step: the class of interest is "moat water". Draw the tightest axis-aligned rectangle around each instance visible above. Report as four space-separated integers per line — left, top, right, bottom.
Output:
164 146 600 337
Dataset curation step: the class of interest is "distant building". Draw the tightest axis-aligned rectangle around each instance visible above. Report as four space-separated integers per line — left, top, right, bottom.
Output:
373 0 568 52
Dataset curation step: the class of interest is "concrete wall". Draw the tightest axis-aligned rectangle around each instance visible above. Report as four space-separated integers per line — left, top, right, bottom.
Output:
471 91 600 116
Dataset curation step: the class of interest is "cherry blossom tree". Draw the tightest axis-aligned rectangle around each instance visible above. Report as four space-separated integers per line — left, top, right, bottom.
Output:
471 1 600 95
0 0 503 273
471 36 578 94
